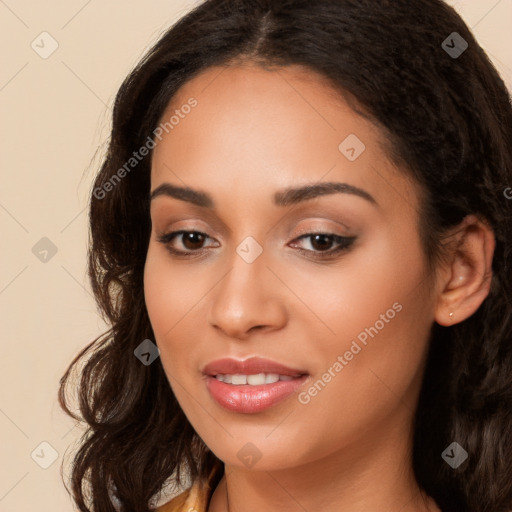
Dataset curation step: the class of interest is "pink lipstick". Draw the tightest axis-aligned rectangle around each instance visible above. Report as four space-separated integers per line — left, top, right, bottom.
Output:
203 357 309 413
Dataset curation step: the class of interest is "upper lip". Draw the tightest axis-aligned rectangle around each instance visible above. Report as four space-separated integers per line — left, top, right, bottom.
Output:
202 357 308 377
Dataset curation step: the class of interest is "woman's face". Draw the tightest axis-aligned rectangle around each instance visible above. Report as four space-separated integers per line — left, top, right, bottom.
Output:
144 62 439 470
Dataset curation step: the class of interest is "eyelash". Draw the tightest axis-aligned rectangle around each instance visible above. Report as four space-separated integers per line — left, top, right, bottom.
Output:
156 230 356 260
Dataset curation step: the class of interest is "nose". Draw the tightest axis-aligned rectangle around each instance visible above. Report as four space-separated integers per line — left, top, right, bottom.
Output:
207 247 288 340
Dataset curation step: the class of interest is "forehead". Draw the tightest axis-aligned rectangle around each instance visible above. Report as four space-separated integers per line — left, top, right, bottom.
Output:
156 62 375 150
150 62 417 216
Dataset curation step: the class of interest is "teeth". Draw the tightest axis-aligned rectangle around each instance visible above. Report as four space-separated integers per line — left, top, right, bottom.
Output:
265 373 280 384
232 374 247 385
214 373 296 385
247 373 265 385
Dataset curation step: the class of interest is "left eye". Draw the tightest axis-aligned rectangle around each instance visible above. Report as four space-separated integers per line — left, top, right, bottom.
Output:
290 233 356 254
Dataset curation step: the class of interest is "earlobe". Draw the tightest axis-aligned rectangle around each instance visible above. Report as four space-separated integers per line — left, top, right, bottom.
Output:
434 215 495 327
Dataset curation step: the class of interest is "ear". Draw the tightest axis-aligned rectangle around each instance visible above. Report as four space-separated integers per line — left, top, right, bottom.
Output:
434 214 495 326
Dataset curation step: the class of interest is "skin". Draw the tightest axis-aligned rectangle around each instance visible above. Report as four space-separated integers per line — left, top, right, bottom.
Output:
143 62 494 512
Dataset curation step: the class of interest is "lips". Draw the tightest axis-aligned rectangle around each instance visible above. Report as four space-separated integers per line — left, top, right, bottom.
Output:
202 357 307 377
202 357 309 413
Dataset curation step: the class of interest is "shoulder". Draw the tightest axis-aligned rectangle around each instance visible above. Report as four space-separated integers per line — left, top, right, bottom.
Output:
155 479 204 512
155 461 224 512
155 485 195 512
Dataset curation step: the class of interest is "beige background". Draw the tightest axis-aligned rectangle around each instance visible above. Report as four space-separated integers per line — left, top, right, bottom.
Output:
1 1 511 510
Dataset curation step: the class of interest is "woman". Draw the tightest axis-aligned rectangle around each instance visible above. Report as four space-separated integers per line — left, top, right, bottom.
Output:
59 0 512 511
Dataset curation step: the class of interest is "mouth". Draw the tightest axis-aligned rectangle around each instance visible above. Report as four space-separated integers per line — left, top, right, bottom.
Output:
213 373 298 385
202 357 309 413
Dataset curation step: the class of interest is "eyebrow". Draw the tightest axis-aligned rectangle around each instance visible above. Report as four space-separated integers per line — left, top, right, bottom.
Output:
149 181 377 208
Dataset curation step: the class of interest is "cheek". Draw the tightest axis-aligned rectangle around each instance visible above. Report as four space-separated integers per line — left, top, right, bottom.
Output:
292 224 427 351
143 242 212 383
297 232 432 427
296 227 431 392
143 245 188 356
143 242 200 332
143 249 197 410
144 245 171 332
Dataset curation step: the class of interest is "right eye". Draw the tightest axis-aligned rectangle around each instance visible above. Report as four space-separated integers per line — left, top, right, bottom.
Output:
157 230 219 257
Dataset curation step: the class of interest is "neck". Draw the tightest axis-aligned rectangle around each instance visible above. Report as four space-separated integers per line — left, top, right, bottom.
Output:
209 409 441 512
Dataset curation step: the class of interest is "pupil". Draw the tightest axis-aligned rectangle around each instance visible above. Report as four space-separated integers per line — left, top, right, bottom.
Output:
184 232 204 249
311 234 333 251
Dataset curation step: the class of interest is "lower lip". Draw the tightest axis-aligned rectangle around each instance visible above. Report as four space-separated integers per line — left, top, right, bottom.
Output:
206 375 308 413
